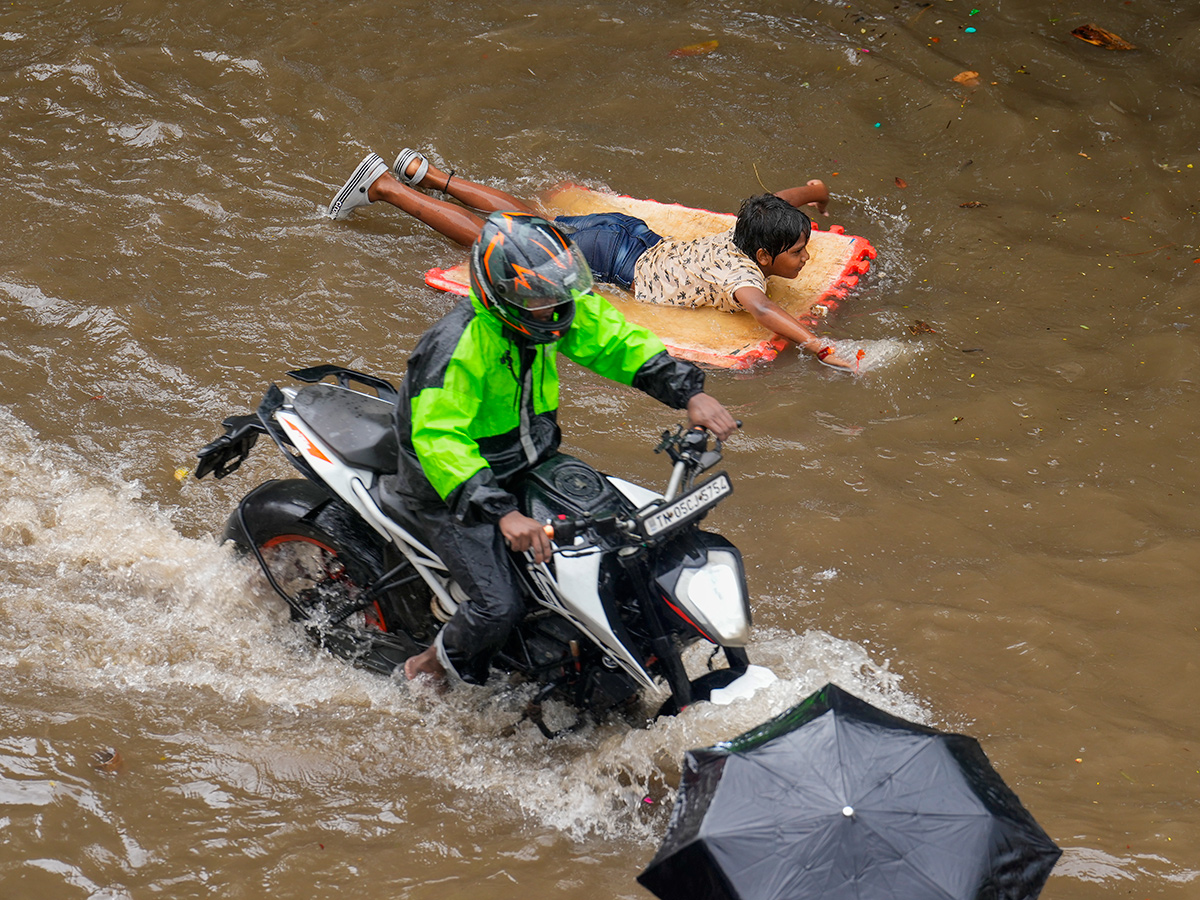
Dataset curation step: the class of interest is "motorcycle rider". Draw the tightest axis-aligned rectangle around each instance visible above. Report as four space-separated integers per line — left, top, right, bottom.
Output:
382 211 738 689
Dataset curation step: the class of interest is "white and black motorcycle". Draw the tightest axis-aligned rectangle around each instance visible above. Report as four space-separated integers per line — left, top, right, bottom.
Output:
196 365 760 735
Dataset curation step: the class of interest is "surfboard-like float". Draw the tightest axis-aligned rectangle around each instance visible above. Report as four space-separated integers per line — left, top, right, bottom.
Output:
425 184 876 369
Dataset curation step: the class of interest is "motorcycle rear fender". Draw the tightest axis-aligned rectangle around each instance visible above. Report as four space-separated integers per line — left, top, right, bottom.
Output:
195 414 264 480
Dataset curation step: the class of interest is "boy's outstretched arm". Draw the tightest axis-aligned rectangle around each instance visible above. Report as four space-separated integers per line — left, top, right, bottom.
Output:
733 286 853 370
774 180 830 216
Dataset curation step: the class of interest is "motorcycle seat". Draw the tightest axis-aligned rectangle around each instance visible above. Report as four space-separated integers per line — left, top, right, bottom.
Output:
292 383 398 474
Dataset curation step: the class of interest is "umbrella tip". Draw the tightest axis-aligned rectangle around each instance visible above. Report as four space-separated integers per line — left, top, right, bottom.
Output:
842 806 854 818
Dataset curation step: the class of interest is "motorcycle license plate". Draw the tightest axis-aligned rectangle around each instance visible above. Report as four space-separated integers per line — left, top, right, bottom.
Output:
639 473 732 539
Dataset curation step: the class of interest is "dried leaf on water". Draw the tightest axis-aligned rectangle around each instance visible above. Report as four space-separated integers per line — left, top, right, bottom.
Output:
909 320 937 335
959 200 987 208
670 40 719 58
1071 24 1136 50
952 70 980 86
895 176 908 188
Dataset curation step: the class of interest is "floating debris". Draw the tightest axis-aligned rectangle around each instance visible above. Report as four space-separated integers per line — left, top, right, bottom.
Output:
670 40 718 58
90 747 124 775
1071 24 1135 50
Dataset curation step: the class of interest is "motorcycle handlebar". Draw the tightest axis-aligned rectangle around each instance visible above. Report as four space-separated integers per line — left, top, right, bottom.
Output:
545 419 742 547
544 513 626 548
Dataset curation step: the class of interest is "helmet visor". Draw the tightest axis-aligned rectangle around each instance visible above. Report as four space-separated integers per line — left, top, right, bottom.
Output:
504 248 593 310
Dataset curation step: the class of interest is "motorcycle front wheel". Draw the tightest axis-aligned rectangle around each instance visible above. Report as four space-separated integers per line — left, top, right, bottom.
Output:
655 667 744 718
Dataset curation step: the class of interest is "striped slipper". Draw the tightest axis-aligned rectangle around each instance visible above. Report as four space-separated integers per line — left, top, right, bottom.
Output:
327 152 388 220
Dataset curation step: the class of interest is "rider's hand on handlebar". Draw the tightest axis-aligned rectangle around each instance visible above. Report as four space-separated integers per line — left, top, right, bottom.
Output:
499 510 553 564
686 392 739 442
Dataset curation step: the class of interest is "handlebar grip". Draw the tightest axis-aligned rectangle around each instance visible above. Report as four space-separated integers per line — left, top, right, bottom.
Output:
545 515 592 545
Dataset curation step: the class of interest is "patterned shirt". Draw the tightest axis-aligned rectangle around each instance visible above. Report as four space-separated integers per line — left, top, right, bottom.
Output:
632 228 765 312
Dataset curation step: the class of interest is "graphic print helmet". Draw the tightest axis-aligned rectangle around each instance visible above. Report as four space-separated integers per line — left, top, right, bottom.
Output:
469 212 590 344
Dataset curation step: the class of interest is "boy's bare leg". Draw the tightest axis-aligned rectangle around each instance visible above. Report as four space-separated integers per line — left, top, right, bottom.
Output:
400 155 538 217
366 156 538 247
367 172 487 247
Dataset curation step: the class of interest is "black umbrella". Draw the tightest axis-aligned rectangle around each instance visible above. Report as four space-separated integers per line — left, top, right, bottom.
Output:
639 683 1060 900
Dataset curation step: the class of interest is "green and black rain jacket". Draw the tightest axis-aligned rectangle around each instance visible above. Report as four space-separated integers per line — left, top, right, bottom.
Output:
389 290 705 525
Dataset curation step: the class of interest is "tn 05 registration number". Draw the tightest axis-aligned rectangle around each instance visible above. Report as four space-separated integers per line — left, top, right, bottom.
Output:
640 473 732 538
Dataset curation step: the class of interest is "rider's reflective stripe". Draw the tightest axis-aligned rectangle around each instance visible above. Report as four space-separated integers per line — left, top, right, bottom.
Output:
519 361 537 466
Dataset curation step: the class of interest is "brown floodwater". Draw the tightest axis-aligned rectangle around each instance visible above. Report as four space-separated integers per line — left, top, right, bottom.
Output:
1 0 1198 897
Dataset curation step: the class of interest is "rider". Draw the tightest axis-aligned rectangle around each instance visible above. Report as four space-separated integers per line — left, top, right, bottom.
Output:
380 211 738 689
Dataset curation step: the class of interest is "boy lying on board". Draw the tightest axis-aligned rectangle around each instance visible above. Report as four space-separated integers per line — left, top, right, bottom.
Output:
327 149 854 370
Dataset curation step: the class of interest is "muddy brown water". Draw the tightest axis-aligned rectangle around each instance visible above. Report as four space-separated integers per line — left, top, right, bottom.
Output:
1 1 1198 897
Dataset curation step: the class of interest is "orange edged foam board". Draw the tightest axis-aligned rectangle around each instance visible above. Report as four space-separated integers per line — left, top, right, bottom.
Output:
425 184 876 369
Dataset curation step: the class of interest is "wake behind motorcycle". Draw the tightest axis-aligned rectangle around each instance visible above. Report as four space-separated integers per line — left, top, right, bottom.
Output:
195 365 760 735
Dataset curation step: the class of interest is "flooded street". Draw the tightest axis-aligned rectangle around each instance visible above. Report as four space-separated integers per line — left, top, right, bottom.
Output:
1 1 1197 897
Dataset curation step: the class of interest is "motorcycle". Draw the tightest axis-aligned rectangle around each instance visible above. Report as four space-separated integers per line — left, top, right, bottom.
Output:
195 365 760 736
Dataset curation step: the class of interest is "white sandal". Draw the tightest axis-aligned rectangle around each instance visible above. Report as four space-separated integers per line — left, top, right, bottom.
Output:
327 152 388 220
393 148 429 187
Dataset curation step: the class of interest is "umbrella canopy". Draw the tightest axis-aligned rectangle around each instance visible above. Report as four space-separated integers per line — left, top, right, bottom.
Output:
639 683 1060 900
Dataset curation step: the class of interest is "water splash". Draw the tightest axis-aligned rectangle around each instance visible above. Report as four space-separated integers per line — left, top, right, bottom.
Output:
822 337 916 374
0 403 927 847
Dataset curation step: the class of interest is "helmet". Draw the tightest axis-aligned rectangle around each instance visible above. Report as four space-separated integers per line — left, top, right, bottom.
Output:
469 212 591 344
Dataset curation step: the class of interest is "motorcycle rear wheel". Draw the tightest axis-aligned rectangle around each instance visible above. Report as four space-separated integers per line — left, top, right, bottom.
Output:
226 479 425 672
257 529 386 631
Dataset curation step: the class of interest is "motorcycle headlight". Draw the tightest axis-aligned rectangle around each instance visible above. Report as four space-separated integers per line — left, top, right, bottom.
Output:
673 549 750 645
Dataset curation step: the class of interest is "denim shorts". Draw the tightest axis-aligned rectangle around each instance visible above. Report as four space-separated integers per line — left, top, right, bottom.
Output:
554 212 663 290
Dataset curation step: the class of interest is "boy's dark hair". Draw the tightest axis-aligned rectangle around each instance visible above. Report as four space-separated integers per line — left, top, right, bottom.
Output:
732 194 812 260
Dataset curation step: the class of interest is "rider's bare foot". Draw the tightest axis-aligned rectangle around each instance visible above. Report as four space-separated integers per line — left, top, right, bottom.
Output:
404 645 449 692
